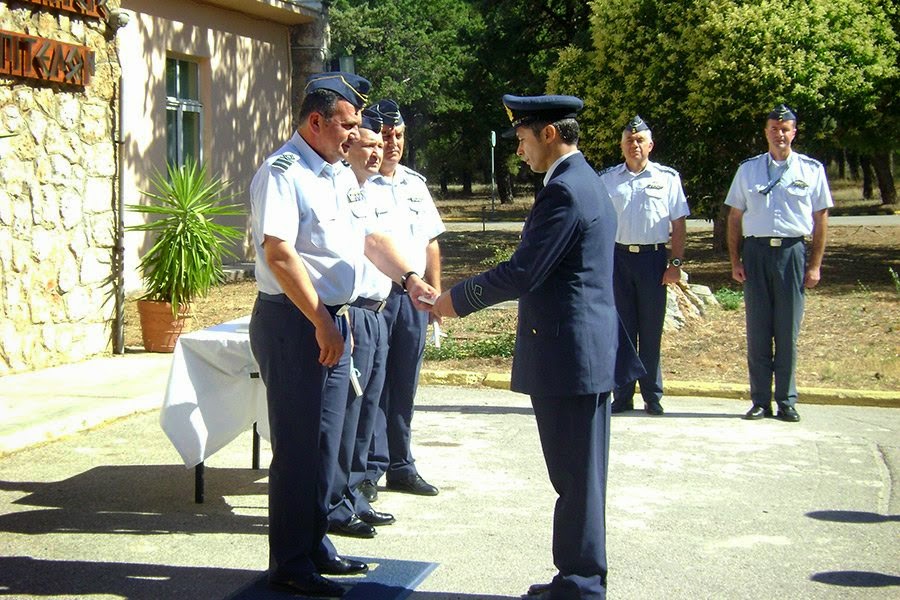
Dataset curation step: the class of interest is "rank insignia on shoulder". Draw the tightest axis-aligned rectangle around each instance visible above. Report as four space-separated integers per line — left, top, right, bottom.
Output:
272 153 299 172
790 180 809 189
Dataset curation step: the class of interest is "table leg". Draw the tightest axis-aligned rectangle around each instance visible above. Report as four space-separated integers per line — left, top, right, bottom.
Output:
252 422 260 470
195 462 205 504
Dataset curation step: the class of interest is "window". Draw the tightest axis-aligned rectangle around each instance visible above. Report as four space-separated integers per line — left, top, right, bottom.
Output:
166 58 202 166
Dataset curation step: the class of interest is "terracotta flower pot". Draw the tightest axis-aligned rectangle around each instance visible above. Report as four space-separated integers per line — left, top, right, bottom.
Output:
136 299 193 353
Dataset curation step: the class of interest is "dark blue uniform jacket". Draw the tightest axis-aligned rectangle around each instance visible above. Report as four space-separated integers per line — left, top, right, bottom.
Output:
451 153 643 396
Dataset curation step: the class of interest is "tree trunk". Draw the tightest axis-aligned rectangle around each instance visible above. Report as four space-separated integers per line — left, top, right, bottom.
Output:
439 172 449 195
496 160 513 203
847 151 860 180
712 203 730 253
871 152 897 205
860 156 874 199
462 170 473 195
837 149 846 180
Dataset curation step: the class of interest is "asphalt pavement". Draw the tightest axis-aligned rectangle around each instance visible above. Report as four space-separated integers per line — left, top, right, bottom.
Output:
1 352 899 599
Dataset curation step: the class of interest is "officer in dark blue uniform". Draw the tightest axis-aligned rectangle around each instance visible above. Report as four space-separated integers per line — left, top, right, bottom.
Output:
249 72 436 598
432 94 643 600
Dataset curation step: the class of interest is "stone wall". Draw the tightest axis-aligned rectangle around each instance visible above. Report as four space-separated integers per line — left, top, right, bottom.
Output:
0 1 122 375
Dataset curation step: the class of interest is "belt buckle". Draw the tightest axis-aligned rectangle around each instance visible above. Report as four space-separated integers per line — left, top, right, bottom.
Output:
769 238 782 247
628 245 640 253
335 304 350 317
376 300 386 313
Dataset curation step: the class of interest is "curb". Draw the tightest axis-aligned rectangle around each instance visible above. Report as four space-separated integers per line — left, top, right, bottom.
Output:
419 369 900 409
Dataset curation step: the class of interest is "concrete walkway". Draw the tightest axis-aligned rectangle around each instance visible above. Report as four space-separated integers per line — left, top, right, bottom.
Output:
0 352 898 599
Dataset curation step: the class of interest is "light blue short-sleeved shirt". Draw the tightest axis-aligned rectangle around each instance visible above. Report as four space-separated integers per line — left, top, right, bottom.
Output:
250 132 364 306
724 151 833 238
599 160 690 245
349 182 392 301
367 164 446 275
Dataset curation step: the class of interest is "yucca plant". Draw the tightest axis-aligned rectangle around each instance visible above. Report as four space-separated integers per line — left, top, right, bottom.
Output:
127 158 244 317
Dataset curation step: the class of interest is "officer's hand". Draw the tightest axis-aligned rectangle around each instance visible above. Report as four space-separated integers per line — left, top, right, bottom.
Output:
407 277 439 311
315 320 345 367
662 266 681 285
731 262 746 284
432 292 458 319
803 266 821 289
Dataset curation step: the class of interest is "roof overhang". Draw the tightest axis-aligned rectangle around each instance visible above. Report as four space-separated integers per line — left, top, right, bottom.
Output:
195 0 322 25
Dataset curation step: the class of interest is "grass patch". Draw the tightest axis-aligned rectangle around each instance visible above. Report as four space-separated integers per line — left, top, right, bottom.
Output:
714 287 743 310
425 332 516 360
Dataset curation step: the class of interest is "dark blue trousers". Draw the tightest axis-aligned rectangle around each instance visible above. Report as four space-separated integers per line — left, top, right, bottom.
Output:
531 392 611 600
367 288 428 483
249 297 350 578
612 248 667 405
327 306 388 525
742 237 806 408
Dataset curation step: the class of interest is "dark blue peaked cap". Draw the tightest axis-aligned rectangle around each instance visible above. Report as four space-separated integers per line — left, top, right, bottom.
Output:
501 94 583 137
304 71 371 109
370 99 404 126
623 115 649 133
360 107 383 133
768 103 797 122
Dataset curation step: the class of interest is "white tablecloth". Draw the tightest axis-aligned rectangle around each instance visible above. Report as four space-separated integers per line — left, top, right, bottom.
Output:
160 316 269 468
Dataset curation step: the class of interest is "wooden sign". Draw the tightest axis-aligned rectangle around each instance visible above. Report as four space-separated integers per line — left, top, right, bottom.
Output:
0 30 95 86
14 0 109 20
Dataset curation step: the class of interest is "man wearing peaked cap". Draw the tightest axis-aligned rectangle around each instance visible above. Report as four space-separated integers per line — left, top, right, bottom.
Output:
432 94 644 600
726 104 832 424
360 98 446 501
304 71 371 110
598 115 690 417
248 74 437 597
323 104 398 540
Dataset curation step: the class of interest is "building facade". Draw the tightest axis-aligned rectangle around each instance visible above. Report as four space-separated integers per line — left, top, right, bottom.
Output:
0 0 327 374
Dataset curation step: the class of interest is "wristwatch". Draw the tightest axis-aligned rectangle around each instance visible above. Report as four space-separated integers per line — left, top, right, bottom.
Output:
400 271 419 291
669 257 683 268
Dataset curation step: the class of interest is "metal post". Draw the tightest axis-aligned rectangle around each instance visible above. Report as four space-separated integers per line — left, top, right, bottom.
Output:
490 130 497 218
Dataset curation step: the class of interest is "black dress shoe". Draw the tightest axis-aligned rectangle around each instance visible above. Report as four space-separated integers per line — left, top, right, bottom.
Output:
386 474 439 496
358 509 395 526
357 479 378 503
610 400 634 414
777 406 800 422
328 515 376 538
316 556 369 576
525 582 552 595
645 402 664 416
269 573 345 597
743 405 773 420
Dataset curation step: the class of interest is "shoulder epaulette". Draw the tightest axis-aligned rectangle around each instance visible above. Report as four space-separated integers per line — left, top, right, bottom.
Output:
796 154 823 167
739 153 766 165
402 166 427 183
655 164 679 176
598 165 618 176
272 152 300 173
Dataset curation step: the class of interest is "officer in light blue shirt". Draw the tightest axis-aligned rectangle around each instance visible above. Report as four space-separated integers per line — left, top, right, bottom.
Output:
599 115 690 416
358 99 446 500
725 104 833 423
248 73 436 598
325 108 397 539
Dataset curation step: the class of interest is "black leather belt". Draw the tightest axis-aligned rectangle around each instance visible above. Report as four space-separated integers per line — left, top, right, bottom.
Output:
748 236 803 247
350 297 387 313
258 292 351 316
615 243 664 253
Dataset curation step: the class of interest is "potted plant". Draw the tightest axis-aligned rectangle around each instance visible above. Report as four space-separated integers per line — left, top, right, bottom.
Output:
127 158 244 352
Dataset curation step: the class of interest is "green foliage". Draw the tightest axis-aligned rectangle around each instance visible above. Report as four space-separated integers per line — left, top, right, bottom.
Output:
548 0 899 220
424 332 516 360
890 267 900 296
714 287 743 311
127 159 244 315
480 242 516 267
